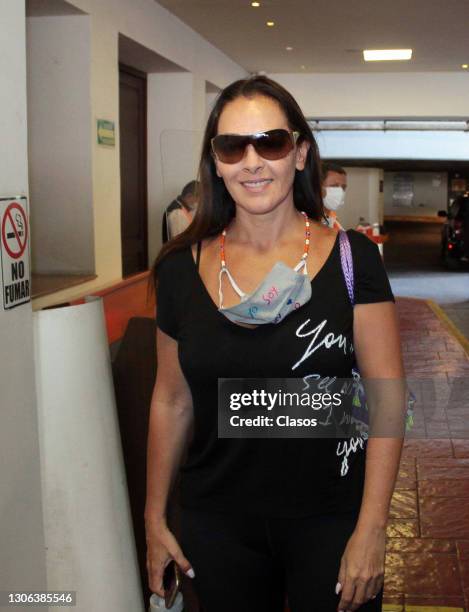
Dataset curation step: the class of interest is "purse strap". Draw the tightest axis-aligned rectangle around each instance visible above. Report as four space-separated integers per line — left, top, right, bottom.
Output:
338 230 355 306
338 229 416 432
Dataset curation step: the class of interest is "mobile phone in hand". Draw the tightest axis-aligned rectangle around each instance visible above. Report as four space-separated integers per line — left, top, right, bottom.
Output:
163 560 181 608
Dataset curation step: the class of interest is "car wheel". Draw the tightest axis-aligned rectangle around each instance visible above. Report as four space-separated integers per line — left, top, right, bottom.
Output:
444 251 460 270
440 240 446 262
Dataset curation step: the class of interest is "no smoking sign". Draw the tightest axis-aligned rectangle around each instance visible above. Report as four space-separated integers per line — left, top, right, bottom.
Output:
0 197 31 309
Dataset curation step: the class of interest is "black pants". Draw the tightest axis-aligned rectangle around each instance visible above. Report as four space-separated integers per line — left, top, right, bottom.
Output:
180 507 384 612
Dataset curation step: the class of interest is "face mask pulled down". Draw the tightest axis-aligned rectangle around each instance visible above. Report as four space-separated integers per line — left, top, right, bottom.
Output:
218 260 312 325
217 212 312 326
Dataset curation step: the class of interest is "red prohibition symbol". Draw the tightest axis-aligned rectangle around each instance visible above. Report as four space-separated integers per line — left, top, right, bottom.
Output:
2 202 28 259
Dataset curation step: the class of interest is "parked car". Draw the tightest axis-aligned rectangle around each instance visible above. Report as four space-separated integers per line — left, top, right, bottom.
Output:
438 194 469 269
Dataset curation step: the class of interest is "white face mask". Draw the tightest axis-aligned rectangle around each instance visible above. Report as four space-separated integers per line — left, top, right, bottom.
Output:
324 187 345 211
217 211 312 326
218 258 312 326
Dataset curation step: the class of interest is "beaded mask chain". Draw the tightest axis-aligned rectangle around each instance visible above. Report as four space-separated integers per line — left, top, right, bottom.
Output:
219 210 311 271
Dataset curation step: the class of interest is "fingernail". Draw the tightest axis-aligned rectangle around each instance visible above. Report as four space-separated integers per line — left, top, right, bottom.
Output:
185 568 195 578
335 582 342 595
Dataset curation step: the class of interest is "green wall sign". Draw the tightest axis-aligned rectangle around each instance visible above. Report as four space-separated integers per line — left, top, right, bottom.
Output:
97 120 115 146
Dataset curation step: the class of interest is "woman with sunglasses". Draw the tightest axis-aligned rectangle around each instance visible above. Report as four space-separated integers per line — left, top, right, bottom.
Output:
145 76 404 612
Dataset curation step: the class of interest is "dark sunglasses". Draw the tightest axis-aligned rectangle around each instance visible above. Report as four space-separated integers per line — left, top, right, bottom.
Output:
211 128 300 164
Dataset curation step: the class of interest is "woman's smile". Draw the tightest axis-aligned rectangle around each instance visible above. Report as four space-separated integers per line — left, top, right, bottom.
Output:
240 178 273 193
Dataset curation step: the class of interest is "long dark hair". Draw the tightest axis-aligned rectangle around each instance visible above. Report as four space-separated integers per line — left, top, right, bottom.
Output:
149 75 325 298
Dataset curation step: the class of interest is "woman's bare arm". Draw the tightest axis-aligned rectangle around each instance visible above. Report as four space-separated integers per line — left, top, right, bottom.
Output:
144 327 194 526
353 301 405 532
336 301 406 611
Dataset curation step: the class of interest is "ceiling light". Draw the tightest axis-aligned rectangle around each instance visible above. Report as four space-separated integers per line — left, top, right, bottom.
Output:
251 1 260 6
462 64 468 69
286 46 293 51
301 65 306 70
363 49 412 61
266 21 275 27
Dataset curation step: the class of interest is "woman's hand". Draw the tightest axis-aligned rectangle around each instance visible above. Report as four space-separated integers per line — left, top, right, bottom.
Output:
146 517 195 597
336 524 386 612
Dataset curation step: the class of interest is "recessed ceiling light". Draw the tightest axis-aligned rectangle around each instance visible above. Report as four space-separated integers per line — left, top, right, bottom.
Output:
251 1 260 6
286 46 293 51
363 49 412 61
266 21 275 27
462 64 469 69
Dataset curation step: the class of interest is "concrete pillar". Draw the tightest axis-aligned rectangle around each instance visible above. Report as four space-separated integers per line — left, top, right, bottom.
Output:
0 1 48 607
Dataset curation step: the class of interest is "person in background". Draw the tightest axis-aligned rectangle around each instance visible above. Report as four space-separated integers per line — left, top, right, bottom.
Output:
322 162 347 230
162 180 200 243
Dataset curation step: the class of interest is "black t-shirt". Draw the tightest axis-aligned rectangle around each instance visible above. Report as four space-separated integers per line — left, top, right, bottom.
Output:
156 229 395 518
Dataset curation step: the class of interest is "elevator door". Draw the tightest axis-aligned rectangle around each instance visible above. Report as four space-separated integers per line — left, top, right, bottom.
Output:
119 64 148 277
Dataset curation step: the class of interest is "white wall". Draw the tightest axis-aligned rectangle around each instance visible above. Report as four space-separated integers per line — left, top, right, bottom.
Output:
148 73 206 261
205 90 219 122
88 13 122 288
31 0 246 310
270 72 469 118
68 0 246 90
27 15 94 274
384 171 448 217
339 167 383 229
0 0 47 604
